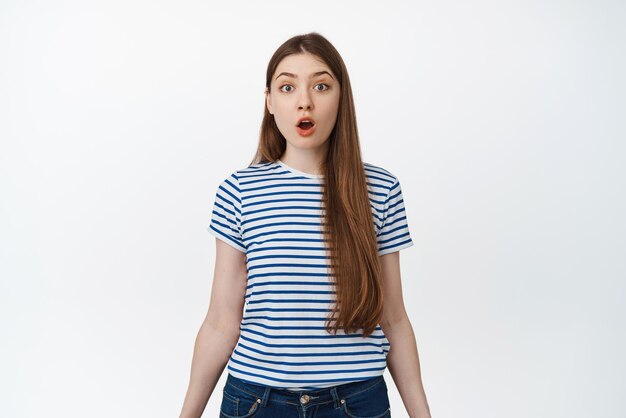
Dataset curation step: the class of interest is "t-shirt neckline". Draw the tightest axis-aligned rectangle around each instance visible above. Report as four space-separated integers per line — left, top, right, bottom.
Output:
276 159 324 179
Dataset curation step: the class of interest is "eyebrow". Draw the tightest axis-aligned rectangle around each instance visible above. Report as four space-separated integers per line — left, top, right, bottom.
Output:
275 70 334 81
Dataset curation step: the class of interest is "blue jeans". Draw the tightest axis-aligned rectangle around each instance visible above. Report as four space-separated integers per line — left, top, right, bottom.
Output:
218 373 392 418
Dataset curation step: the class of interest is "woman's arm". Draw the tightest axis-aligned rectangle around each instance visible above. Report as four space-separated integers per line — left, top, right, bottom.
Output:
179 239 248 418
379 251 432 418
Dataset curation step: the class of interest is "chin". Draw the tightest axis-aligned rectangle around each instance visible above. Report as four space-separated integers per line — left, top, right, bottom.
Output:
288 135 329 146
287 141 321 150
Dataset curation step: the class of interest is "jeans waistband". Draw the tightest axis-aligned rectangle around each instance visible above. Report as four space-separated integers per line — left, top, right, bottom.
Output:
224 373 385 408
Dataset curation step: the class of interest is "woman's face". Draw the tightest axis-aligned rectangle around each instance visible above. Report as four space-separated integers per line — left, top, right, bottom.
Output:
266 53 340 152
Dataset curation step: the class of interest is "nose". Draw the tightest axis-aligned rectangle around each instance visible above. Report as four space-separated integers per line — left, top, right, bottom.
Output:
297 89 313 110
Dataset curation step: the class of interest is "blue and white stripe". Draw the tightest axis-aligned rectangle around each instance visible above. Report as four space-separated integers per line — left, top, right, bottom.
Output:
208 159 414 390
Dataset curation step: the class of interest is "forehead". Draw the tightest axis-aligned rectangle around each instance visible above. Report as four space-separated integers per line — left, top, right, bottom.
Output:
273 53 334 79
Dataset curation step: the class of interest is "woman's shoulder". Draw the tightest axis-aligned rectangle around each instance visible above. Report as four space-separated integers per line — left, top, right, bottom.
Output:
363 161 399 185
220 161 277 183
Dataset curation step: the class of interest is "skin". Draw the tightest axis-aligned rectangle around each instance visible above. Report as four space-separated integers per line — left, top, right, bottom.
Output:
265 52 340 175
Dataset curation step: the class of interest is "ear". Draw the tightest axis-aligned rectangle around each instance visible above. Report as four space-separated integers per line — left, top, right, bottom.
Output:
265 88 273 115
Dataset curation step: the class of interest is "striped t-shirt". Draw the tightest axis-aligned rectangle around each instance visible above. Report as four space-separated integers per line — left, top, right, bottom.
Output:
207 158 414 390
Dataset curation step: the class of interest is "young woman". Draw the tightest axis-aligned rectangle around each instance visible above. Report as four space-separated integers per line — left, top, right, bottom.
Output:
180 32 431 418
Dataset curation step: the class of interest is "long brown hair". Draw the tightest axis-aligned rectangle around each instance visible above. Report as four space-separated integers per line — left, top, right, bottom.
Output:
249 32 383 338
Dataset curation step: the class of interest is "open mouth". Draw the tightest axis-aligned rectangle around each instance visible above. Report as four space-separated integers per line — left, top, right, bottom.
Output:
295 117 317 136
298 120 315 130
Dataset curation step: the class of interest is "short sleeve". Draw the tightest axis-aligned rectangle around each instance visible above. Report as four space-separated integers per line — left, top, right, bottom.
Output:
376 179 415 256
207 172 246 253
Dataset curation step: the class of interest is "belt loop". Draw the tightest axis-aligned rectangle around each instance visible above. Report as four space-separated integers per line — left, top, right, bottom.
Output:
330 386 341 409
260 385 271 407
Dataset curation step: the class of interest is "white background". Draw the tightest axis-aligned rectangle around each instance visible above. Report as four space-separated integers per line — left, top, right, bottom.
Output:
1 1 624 417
